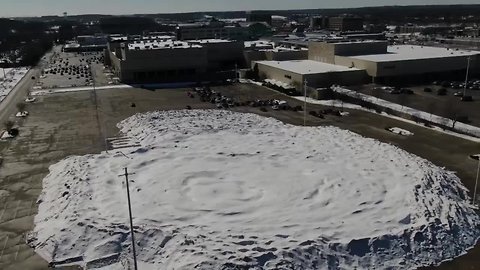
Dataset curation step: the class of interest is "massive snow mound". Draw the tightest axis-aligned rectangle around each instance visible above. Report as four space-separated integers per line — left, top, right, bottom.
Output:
31 110 480 269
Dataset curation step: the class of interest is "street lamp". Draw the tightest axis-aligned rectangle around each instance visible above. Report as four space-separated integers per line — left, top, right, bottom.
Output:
463 56 471 98
303 79 308 126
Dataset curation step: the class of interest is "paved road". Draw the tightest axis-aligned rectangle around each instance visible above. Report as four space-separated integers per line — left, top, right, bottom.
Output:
0 48 56 127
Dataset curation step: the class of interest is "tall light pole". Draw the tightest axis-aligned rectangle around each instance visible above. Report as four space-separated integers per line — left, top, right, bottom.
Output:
119 168 138 270
303 79 308 126
463 56 471 97
473 156 480 206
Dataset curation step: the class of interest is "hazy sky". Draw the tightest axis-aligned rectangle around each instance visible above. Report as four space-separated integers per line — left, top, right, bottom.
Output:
1 0 478 17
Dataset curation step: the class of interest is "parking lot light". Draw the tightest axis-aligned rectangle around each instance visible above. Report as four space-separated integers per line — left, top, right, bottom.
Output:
463 56 470 98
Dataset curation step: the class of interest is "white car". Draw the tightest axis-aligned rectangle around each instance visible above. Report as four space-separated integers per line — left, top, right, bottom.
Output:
25 97 36 103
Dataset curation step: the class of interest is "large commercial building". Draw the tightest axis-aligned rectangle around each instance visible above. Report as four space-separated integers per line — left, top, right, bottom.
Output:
253 60 366 89
105 37 244 83
309 40 480 83
253 40 480 90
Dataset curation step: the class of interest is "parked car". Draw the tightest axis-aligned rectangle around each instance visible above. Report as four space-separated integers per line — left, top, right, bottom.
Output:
389 89 401 94
453 92 464 97
400 88 414 94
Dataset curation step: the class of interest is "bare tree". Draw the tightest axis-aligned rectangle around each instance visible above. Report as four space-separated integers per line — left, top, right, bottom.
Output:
443 99 465 130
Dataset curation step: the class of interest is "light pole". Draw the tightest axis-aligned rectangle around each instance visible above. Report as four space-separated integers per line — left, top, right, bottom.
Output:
119 168 138 270
463 56 471 97
303 79 308 126
473 156 480 206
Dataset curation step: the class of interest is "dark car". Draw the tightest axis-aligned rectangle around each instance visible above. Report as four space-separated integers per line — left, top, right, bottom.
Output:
461 96 473 102
400 88 414 94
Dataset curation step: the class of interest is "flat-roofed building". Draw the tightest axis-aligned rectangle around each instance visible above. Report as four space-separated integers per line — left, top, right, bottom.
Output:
308 40 480 83
108 39 208 82
253 60 367 90
334 45 480 83
106 38 245 83
188 39 244 70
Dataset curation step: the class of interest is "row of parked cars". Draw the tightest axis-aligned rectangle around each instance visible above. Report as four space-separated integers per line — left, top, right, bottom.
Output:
423 87 474 101
432 79 480 91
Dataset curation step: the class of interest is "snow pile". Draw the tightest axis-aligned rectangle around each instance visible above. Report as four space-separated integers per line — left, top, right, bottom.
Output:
31 110 480 269
332 86 480 138
0 67 29 102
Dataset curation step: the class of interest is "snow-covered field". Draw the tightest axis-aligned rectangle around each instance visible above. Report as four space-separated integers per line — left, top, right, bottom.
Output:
0 67 29 102
31 110 480 269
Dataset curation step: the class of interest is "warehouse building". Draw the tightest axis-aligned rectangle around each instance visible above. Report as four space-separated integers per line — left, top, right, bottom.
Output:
309 40 480 83
252 60 367 90
253 40 480 90
244 40 308 66
106 38 244 83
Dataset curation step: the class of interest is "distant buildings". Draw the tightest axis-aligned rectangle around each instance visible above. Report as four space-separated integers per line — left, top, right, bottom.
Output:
176 21 248 41
63 34 108 52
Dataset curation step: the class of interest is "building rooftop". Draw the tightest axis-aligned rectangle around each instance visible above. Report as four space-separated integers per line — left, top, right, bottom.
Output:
255 60 361 75
349 45 480 62
127 40 201 50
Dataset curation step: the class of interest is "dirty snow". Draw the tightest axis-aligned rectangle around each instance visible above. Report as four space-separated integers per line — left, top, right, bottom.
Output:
31 110 480 269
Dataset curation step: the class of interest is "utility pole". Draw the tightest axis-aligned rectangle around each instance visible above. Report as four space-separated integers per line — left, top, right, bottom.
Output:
473 157 480 206
303 79 308 126
119 168 138 270
463 56 471 97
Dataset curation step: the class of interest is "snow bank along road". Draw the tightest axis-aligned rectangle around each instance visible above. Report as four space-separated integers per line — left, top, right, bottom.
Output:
332 86 480 138
30 110 480 269
0 67 29 102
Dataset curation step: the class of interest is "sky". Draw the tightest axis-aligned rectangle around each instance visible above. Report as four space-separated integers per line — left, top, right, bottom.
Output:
1 0 479 17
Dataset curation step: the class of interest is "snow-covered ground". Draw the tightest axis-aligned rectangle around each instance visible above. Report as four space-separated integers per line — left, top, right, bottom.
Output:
0 67 29 102
31 110 480 269
332 86 480 138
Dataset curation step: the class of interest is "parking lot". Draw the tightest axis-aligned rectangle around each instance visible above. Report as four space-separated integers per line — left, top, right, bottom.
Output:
0 83 479 270
35 47 116 90
352 79 480 128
